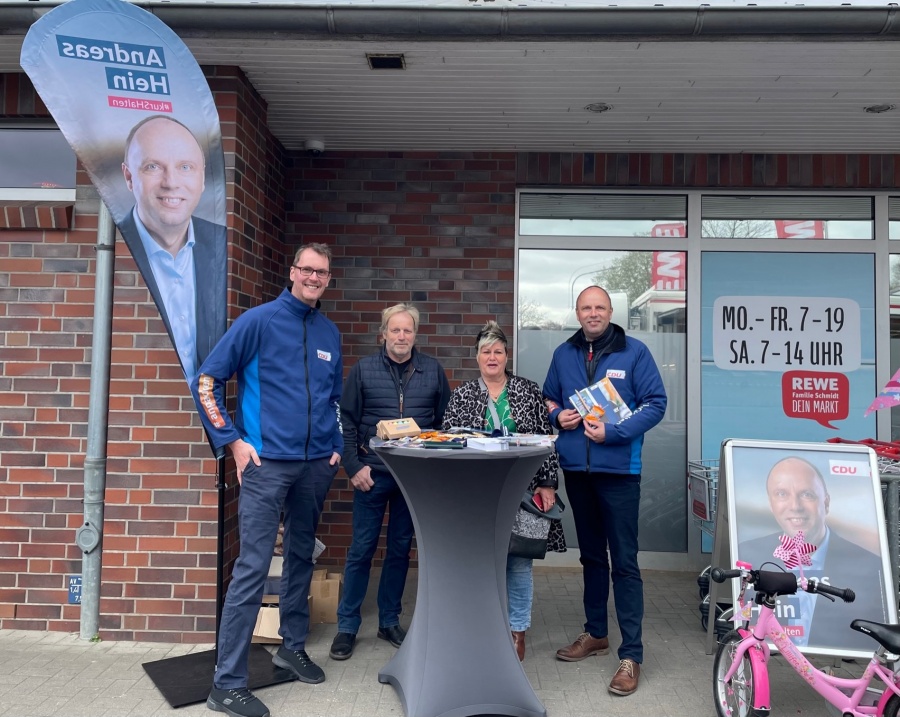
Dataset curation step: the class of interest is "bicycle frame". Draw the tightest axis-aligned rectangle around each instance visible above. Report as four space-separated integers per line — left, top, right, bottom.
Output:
723 602 900 717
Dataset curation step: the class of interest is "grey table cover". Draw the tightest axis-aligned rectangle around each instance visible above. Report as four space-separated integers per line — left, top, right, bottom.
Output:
372 439 551 717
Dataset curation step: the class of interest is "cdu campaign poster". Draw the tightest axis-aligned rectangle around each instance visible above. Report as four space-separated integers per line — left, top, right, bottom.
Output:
722 439 895 658
20 0 227 383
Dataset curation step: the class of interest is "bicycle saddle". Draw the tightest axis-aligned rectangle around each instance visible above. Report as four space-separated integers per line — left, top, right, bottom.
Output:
851 620 900 653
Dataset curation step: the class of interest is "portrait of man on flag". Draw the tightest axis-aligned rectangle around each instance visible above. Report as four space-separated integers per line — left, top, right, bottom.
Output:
21 0 227 382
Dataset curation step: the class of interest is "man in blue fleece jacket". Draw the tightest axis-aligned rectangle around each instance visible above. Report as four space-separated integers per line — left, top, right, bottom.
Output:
543 285 666 698
192 243 343 717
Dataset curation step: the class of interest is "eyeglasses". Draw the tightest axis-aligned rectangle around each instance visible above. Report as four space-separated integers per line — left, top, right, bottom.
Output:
292 265 332 279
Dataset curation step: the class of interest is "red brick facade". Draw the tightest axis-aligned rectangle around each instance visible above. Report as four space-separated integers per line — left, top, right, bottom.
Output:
1 68 898 641
0 68 288 641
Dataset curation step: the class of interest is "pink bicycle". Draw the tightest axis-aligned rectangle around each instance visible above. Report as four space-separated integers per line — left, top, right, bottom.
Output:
711 565 900 717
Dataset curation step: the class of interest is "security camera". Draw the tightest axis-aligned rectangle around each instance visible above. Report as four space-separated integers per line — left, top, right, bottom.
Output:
304 139 325 157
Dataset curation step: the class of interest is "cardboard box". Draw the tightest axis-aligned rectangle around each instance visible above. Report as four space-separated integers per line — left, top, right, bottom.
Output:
252 594 282 644
264 555 283 593
269 555 283 576
376 418 421 439
253 570 341 638
309 568 343 623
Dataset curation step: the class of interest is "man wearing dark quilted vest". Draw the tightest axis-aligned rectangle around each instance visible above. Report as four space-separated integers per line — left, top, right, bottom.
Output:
329 304 451 660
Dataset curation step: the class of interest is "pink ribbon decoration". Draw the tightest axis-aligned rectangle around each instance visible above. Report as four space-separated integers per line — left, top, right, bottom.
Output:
864 367 900 417
772 531 816 569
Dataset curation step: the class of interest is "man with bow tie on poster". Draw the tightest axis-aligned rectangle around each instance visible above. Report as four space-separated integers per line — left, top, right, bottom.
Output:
738 455 887 651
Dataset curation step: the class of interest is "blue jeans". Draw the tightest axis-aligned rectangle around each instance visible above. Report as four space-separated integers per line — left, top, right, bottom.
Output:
214 457 336 689
337 468 413 633
506 554 533 632
564 470 643 664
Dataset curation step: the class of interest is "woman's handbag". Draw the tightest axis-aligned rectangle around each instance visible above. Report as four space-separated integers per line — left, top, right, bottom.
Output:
508 491 565 560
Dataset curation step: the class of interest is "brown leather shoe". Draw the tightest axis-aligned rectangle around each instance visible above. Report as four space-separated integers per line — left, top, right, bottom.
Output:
608 658 640 696
511 631 526 662
555 632 610 662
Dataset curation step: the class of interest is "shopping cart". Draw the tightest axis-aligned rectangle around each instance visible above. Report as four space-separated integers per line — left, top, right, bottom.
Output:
688 458 719 534
688 458 732 634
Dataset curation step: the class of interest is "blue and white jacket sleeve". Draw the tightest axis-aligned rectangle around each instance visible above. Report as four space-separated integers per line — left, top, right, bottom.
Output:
190 313 255 451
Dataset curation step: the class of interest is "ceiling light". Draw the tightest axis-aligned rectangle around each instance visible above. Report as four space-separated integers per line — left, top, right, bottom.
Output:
584 102 614 113
367 54 406 70
864 104 895 114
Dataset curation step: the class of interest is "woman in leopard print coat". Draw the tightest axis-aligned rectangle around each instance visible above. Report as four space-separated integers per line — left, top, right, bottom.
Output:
442 320 566 662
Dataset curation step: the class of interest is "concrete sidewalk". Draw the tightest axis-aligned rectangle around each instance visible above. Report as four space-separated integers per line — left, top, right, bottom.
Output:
0 568 848 717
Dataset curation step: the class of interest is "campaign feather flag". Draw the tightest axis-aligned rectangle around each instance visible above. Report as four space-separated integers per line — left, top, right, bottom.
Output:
864 367 900 417
20 0 227 384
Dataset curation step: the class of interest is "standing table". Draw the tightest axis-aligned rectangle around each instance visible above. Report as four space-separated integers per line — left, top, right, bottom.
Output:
372 440 550 717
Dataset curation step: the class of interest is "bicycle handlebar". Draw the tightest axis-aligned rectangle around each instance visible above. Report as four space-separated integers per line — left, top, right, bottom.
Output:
807 579 855 603
711 567 741 583
711 566 856 603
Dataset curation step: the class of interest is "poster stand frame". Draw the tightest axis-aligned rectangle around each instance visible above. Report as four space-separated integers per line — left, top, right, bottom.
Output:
705 438 896 660
704 442 733 655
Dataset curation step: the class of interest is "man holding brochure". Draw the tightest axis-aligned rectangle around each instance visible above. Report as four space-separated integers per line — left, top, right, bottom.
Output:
542 285 667 697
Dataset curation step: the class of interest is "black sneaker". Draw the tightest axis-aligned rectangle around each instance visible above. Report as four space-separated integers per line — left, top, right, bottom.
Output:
329 632 357 661
377 624 407 648
272 645 326 684
207 687 270 717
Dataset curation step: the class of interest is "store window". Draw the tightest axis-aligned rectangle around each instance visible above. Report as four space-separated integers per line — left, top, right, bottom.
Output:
519 193 687 238
890 198 900 241
0 129 76 190
891 254 900 440
518 189 889 558
701 251 875 458
516 248 687 552
702 196 874 240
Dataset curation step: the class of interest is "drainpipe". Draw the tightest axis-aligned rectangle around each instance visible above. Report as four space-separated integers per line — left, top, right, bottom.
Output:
77 201 116 641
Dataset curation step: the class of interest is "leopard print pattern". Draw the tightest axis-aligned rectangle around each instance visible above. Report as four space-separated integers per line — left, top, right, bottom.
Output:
443 373 566 553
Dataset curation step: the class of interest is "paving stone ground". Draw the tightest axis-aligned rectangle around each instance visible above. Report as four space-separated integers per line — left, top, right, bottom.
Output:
0 567 863 717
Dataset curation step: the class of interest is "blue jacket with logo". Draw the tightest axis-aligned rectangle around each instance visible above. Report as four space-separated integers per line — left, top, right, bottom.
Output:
542 324 667 475
191 288 343 461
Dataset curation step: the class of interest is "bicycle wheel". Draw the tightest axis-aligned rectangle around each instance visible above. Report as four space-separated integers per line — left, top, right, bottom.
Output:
713 629 755 717
883 692 900 717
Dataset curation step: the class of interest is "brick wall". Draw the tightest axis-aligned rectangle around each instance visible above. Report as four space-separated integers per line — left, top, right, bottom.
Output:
513 151 900 188
1 72 97 634
0 69 287 641
285 153 517 563
3 65 900 638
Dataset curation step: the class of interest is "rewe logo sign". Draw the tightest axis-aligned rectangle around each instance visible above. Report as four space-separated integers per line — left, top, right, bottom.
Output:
775 220 826 239
827 460 870 477
650 250 686 291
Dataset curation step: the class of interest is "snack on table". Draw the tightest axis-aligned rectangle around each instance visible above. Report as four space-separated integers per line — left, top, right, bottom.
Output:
417 431 465 442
